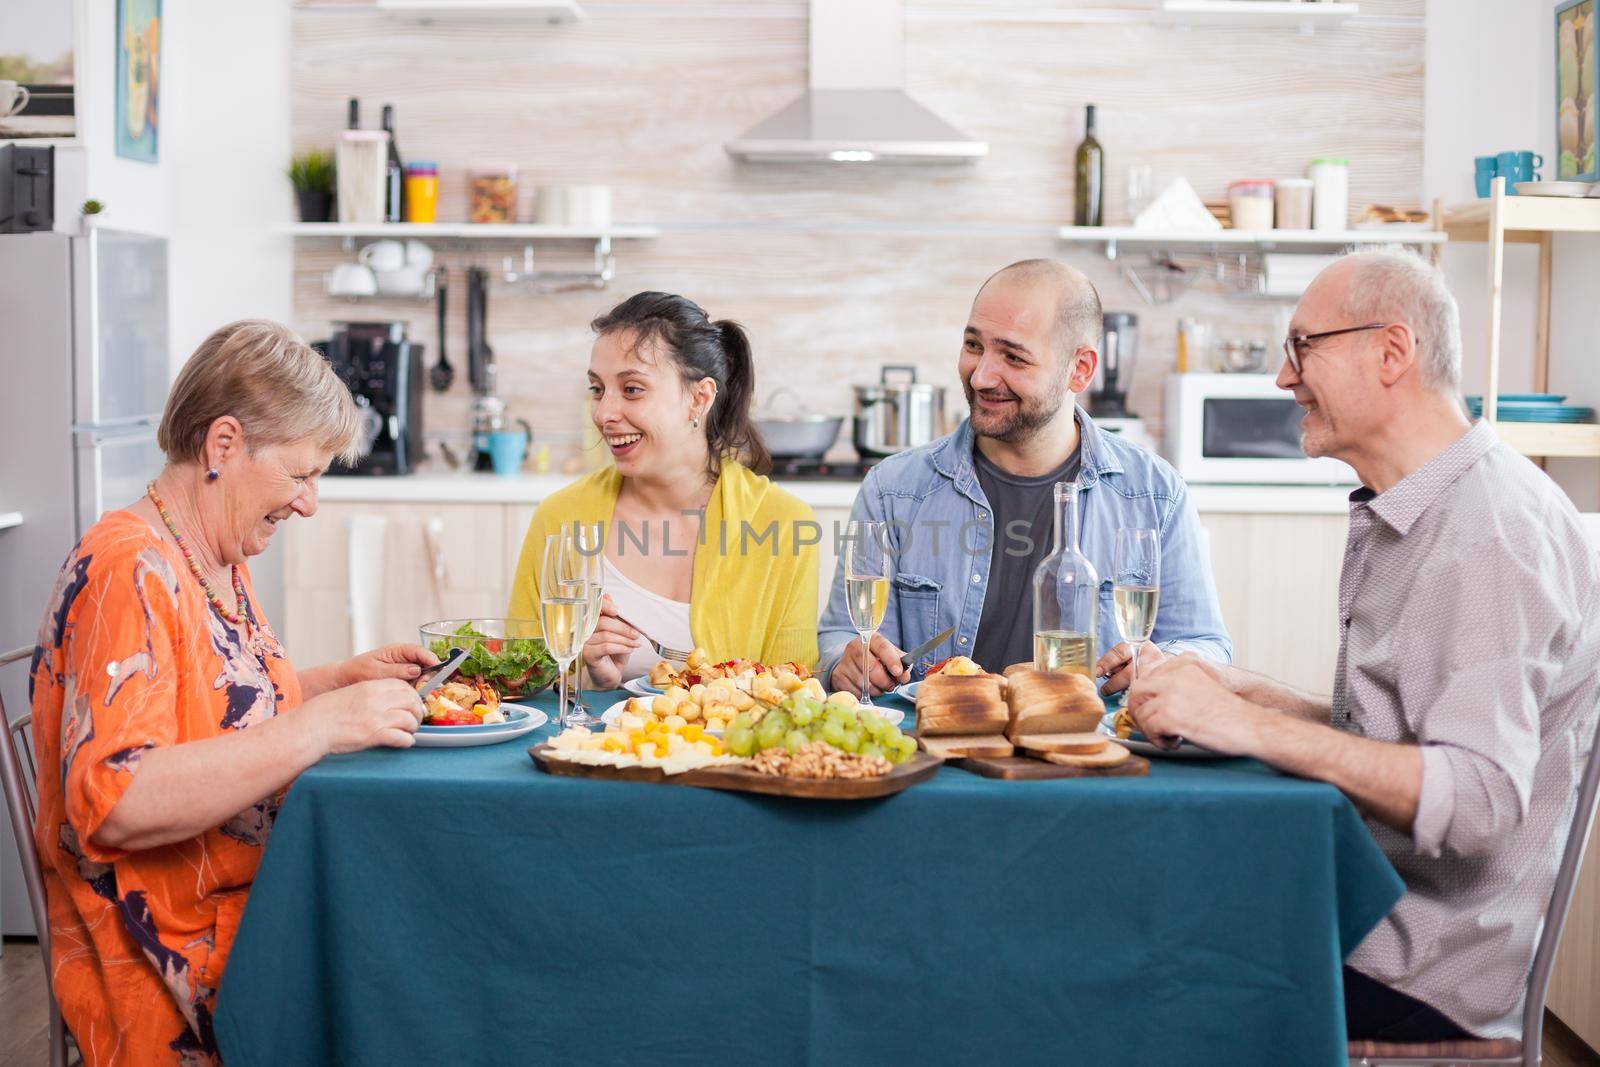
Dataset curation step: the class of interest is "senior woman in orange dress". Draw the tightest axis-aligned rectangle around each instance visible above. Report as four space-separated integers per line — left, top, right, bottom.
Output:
30 320 436 1067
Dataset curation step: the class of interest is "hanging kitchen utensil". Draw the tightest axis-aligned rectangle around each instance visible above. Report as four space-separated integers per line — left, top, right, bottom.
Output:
429 265 453 392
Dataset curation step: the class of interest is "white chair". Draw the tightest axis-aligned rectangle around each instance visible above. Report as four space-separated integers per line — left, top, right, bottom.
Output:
1349 710 1600 1066
0 645 76 1067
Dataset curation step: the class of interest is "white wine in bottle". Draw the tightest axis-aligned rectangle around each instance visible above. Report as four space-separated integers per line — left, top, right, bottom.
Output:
1034 629 1095 676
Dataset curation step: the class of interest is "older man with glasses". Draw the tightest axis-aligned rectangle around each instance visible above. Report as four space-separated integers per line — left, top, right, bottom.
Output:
1126 249 1600 1045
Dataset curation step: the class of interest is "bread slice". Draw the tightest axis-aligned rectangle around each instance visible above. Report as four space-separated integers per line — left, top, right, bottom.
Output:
1002 662 1034 680
916 700 1010 736
1005 670 1105 740
918 674 1003 701
919 734 1014 759
1041 742 1132 768
1014 731 1109 756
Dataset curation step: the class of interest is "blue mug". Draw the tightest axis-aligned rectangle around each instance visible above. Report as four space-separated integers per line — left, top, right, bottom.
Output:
1496 150 1544 191
1475 155 1497 198
488 428 530 476
1517 150 1544 179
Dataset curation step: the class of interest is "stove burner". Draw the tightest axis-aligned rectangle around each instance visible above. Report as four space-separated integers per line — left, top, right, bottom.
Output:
768 457 881 481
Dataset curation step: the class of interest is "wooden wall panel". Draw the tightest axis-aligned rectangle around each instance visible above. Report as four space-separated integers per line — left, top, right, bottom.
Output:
290 1 1424 462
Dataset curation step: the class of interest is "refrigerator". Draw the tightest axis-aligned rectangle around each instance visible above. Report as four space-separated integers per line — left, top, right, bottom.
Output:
0 228 170 936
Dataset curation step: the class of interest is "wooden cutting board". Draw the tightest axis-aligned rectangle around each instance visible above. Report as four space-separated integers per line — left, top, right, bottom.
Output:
529 745 942 799
950 752 1150 779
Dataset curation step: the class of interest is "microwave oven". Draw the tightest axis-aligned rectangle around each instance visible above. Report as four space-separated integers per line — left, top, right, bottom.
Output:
1163 373 1357 485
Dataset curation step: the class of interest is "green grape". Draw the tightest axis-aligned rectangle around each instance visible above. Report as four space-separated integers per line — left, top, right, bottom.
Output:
858 708 884 737
820 719 848 748
791 702 816 727
806 720 824 741
838 726 863 753
729 712 754 735
892 733 918 763
784 729 809 753
755 714 787 751
860 741 885 761
725 723 756 757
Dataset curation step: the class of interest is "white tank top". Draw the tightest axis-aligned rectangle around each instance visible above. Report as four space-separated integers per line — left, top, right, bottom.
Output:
602 557 694 682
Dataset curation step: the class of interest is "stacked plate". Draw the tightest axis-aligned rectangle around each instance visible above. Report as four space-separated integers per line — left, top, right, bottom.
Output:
1466 394 1596 424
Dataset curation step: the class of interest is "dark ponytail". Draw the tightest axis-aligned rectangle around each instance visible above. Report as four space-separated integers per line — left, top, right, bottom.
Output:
590 292 770 478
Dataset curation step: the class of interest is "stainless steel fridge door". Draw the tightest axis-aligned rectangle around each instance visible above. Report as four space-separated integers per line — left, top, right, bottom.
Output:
74 425 165 532
72 228 170 427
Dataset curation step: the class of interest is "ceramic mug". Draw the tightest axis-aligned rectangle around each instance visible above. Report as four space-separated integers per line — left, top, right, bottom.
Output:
327 262 378 297
374 264 429 296
403 239 433 271
1474 156 1497 198
0 81 29 119
488 429 529 476
1496 150 1542 189
358 239 406 272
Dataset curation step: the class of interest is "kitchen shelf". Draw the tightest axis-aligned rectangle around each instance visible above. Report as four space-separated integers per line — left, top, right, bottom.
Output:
1158 1 1358 29
285 222 657 241
1441 194 1600 244
374 0 582 22
1056 225 1445 259
1492 423 1600 459
0 512 21 532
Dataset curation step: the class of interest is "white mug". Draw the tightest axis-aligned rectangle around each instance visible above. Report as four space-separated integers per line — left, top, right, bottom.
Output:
374 265 429 296
358 240 406 273
327 262 378 297
0 81 29 119
403 239 434 271
534 185 612 228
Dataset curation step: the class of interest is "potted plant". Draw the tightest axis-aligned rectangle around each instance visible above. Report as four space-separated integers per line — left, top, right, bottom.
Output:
288 149 336 223
79 199 106 234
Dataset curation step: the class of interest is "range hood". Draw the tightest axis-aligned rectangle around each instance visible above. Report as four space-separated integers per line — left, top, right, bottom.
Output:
725 0 987 165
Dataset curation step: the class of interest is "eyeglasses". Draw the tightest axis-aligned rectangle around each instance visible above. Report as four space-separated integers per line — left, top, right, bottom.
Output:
1281 322 1392 375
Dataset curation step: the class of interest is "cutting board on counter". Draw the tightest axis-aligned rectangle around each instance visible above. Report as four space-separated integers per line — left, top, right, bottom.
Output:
950 753 1149 779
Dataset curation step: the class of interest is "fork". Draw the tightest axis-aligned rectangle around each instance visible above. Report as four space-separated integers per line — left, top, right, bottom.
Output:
613 612 693 664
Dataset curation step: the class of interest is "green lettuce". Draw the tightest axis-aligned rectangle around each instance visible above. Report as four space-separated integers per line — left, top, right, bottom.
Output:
429 622 556 696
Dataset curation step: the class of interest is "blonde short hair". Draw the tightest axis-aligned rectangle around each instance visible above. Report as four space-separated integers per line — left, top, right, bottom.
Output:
157 319 360 466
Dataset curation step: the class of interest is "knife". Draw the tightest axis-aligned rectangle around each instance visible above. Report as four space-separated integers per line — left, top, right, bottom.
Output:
415 646 470 701
900 626 956 673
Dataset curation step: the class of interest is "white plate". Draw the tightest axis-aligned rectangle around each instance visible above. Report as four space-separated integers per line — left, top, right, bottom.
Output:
414 703 547 747
599 699 903 733
1097 712 1228 760
892 680 921 702
1352 219 1431 230
1515 181 1594 198
621 676 659 697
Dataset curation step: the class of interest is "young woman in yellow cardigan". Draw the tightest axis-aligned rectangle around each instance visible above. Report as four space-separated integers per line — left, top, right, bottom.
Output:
507 292 820 689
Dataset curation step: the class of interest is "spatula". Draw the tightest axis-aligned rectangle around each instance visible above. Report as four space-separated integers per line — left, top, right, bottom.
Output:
428 266 453 392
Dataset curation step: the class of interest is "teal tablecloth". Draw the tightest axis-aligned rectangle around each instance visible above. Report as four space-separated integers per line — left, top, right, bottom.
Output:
215 689 1401 1067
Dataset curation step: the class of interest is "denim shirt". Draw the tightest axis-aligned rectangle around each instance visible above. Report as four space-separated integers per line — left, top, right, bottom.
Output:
818 408 1232 683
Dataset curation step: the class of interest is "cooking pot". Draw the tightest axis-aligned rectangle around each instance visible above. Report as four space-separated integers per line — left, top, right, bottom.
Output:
753 387 844 460
853 365 946 458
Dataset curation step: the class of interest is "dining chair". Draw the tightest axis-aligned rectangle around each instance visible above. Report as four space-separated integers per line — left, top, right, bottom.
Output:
0 644 78 1067
1349 710 1600 1067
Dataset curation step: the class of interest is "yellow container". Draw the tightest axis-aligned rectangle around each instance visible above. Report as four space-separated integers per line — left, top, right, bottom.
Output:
403 162 438 223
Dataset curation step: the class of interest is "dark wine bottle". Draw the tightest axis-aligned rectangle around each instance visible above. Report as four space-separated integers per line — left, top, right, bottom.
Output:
381 104 405 224
1073 104 1104 227
347 97 360 130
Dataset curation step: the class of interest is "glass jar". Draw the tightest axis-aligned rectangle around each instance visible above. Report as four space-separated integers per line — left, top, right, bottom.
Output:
1274 177 1314 230
1228 180 1275 232
1031 481 1101 676
470 164 518 224
404 161 439 223
1308 157 1350 232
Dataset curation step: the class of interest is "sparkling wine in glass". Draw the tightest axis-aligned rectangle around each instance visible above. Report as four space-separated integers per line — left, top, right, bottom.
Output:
843 520 889 704
541 533 590 729
1113 528 1160 683
567 521 605 713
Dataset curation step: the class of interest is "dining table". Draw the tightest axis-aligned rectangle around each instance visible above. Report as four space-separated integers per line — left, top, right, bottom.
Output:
214 686 1403 1067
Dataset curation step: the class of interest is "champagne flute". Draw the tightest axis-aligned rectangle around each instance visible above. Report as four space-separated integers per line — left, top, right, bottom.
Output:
568 521 605 713
1112 528 1161 684
843 520 890 705
541 533 589 729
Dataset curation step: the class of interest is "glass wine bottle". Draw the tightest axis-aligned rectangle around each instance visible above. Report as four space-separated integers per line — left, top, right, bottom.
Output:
1032 480 1100 676
381 104 405 224
1073 104 1104 227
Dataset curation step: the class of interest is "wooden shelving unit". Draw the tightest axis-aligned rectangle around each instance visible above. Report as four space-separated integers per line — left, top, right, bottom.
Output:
1057 224 1443 260
1157 1 1358 31
1439 178 1600 459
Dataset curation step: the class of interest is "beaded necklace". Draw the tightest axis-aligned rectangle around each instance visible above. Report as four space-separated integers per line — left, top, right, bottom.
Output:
147 481 249 626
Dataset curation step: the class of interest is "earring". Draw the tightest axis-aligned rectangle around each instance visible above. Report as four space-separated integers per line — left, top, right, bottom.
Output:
206 468 220 482
691 416 700 428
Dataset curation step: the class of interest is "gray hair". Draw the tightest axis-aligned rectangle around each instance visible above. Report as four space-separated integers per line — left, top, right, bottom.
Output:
158 319 360 466
980 259 1104 361
1337 248 1462 391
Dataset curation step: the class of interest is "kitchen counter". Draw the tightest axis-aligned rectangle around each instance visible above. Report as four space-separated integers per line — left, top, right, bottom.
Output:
315 473 1355 515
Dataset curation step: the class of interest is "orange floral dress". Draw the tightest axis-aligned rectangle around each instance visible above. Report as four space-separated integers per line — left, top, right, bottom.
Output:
30 511 301 1067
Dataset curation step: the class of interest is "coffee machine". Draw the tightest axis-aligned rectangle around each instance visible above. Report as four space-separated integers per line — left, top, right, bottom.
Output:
315 321 424 476
1088 311 1138 419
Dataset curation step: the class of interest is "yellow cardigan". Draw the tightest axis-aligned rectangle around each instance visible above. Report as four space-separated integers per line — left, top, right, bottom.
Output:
507 460 821 668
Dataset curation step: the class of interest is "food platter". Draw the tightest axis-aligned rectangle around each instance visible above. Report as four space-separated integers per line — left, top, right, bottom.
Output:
599 699 902 734
530 744 941 799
